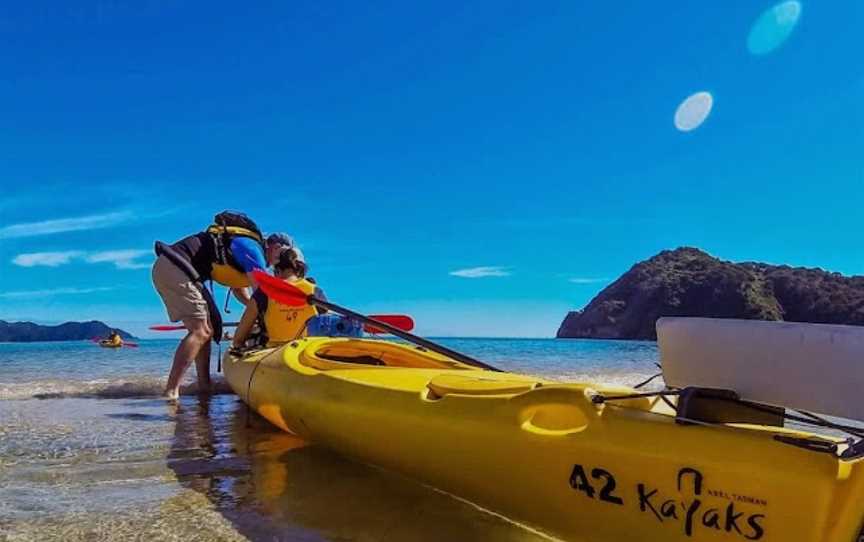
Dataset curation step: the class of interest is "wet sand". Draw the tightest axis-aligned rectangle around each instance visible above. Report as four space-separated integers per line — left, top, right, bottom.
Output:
0 394 555 541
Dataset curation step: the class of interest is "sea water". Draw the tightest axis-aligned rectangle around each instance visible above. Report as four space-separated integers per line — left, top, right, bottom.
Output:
0 338 658 541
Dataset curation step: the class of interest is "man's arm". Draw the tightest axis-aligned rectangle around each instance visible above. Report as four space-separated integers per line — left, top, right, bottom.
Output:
232 301 259 349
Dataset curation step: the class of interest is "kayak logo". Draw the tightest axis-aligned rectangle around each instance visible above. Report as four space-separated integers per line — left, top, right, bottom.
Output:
638 468 765 540
568 464 765 540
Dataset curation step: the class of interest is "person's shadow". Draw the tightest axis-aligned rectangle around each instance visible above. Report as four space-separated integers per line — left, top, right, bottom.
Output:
166 394 549 542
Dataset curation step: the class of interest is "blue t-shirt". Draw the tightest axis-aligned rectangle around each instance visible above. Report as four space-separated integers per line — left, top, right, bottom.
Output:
231 237 267 273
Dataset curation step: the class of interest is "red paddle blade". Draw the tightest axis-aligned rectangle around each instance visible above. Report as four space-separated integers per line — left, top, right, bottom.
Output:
253 270 309 307
364 315 415 334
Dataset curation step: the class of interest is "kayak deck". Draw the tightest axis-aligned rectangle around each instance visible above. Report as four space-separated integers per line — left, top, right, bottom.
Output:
224 338 864 542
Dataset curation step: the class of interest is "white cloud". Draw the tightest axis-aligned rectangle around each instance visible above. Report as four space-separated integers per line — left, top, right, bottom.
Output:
568 277 609 284
0 287 116 299
12 251 86 267
11 249 151 270
85 249 151 269
449 266 511 278
0 211 134 239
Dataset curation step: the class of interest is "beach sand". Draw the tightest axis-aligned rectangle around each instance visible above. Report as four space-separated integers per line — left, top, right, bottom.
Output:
0 393 554 541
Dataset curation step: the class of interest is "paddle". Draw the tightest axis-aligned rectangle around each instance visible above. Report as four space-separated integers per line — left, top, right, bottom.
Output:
252 270 500 372
362 315 414 334
150 314 416 334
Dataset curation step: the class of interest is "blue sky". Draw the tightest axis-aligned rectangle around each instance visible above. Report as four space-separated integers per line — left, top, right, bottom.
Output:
0 1 861 337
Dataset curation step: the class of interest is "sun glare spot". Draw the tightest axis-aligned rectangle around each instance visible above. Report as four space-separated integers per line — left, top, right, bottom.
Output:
674 91 713 132
747 1 802 55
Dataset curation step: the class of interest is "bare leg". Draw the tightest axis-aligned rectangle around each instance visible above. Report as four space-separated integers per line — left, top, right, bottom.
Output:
165 318 212 400
195 339 212 394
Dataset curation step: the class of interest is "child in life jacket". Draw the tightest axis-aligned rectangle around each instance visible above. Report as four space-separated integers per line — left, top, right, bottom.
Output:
230 247 324 349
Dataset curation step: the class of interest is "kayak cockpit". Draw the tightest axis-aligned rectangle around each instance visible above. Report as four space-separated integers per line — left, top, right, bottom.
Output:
296 338 477 372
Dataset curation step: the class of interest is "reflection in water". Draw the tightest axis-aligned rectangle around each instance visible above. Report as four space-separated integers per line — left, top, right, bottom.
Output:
747 1 803 55
168 395 554 542
1 339 656 539
0 396 243 541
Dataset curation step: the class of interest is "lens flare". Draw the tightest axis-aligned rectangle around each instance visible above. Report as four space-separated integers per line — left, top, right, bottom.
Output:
747 1 803 55
674 91 714 132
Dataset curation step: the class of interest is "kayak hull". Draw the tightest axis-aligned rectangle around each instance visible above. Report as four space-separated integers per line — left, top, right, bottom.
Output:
224 338 864 542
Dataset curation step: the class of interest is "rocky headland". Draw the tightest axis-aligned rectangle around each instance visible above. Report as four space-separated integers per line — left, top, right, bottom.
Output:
0 321 136 342
557 247 864 340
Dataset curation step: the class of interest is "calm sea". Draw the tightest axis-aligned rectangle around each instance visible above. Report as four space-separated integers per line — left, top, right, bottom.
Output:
0 338 658 541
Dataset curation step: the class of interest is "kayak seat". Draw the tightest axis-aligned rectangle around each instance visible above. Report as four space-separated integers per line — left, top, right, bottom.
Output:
426 374 540 399
316 353 386 366
300 352 386 371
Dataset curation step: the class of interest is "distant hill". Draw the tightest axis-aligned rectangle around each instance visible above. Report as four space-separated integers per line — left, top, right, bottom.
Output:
0 321 137 342
557 247 864 340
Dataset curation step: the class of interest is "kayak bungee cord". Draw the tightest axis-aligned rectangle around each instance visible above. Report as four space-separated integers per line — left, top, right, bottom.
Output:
631 372 664 390
630 363 664 389
594 388 864 456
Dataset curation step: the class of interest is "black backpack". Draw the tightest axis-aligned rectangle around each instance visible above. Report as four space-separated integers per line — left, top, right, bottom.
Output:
209 211 265 272
213 211 263 241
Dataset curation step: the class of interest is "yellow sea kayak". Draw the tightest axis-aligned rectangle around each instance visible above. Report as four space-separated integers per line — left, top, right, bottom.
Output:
223 337 864 541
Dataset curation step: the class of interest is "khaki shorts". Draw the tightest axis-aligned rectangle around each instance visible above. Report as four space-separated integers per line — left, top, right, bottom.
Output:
151 255 209 323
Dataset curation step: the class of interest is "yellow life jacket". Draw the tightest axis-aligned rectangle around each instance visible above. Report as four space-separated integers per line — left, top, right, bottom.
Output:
206 225 265 288
110 335 123 346
262 278 318 346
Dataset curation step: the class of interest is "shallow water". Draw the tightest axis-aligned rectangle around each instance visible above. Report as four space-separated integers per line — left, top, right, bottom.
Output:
0 338 659 541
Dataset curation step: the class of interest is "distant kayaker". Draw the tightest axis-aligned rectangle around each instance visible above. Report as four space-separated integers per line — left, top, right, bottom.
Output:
108 330 122 346
230 246 324 351
151 211 295 400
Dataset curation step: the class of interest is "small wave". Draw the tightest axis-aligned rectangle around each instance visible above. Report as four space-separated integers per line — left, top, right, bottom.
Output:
0 376 235 401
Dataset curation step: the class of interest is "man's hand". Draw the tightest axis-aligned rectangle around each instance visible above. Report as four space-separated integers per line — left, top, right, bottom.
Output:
228 345 244 357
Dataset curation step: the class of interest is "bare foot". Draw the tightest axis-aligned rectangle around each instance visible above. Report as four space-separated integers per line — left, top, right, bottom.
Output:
164 388 180 401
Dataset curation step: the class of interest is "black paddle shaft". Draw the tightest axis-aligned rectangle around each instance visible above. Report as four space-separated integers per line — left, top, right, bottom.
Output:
308 297 502 372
